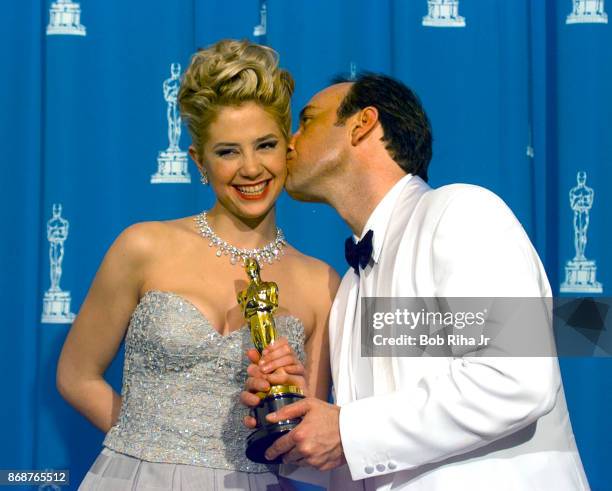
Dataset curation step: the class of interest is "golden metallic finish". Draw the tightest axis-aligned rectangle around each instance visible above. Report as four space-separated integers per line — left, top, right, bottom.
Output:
239 258 304 400
269 384 304 396
237 258 279 354
255 385 304 399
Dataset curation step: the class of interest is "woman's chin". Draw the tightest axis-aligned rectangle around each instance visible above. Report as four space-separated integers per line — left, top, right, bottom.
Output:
229 196 279 220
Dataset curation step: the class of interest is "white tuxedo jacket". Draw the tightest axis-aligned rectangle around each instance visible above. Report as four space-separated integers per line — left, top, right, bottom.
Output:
329 175 589 491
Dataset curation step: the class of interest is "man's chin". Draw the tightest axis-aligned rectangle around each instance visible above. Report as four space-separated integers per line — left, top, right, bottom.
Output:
284 185 307 202
284 179 318 203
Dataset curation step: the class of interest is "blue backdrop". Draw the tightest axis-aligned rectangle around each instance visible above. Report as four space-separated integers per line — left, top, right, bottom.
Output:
1 1 610 489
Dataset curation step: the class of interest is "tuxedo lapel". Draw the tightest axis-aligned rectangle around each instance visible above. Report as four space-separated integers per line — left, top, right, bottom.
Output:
387 175 431 297
373 176 431 394
332 176 431 403
329 271 359 405
376 176 431 296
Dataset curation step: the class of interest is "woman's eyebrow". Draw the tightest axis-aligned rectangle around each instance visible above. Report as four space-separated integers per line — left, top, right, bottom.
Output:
212 141 240 149
254 134 278 144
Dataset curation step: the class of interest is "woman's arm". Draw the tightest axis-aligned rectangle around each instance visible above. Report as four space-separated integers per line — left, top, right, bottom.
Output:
56 222 155 433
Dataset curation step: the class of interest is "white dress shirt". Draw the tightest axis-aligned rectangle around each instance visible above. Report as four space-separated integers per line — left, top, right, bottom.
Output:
351 174 414 400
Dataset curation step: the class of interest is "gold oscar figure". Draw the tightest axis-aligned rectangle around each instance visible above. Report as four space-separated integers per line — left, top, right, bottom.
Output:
238 258 304 464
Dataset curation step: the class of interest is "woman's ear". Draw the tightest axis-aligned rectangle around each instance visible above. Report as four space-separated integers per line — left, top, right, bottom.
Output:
350 106 379 146
189 145 205 174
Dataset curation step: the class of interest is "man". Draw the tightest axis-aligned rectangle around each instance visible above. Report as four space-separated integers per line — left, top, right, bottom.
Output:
242 74 589 490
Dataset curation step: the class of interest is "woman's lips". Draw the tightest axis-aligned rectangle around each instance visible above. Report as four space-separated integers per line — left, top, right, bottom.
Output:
233 179 271 200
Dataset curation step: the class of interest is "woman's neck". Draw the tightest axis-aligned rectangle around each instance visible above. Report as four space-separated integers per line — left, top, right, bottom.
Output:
205 204 278 249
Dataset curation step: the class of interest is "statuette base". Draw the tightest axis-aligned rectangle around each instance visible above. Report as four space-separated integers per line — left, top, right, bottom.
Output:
560 259 603 293
246 389 305 464
151 150 191 184
41 290 76 324
423 1 465 27
422 16 465 27
46 25 86 36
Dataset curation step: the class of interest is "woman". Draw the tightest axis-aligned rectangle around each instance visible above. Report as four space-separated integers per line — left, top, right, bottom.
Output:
57 39 339 490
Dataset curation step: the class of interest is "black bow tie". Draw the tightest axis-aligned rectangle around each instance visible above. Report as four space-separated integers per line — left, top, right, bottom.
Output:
345 230 374 275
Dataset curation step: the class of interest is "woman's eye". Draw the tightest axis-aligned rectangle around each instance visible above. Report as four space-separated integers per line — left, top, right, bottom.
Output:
217 149 238 157
259 140 278 150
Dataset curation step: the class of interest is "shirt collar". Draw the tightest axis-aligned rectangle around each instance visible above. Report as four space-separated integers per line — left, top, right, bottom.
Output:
356 173 413 264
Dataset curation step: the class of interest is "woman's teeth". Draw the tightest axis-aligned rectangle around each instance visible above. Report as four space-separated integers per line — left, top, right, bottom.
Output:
236 181 268 195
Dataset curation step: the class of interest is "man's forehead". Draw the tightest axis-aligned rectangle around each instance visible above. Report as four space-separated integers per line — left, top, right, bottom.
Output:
307 82 352 110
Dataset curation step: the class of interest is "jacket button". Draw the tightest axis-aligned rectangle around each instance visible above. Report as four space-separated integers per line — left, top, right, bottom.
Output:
364 466 374 474
388 461 397 470
376 464 386 472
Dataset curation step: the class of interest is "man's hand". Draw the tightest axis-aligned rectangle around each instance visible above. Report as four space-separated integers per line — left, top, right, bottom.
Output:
240 337 307 428
263 398 346 471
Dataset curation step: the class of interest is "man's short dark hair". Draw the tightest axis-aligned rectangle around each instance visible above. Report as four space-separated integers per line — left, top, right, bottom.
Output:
333 73 432 182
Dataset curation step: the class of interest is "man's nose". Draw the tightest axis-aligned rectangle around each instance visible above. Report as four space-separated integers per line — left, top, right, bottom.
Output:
287 131 298 152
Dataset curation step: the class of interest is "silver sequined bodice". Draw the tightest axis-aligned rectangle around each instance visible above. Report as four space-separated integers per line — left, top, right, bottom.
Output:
103 290 306 473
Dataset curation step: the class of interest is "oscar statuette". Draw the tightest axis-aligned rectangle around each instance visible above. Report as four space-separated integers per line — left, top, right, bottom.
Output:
238 258 305 464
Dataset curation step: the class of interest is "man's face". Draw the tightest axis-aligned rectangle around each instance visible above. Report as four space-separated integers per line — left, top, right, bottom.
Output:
285 83 352 202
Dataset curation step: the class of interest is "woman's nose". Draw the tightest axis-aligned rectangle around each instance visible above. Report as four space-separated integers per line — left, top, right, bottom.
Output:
240 151 264 178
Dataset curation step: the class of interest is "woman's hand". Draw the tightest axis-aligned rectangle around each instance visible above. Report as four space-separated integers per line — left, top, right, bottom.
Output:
240 337 306 428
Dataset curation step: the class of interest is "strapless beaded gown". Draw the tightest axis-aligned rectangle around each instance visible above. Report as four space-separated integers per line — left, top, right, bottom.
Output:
78 290 306 491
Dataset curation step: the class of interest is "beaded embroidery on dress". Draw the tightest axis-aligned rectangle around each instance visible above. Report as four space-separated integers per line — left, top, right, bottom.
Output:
102 290 306 473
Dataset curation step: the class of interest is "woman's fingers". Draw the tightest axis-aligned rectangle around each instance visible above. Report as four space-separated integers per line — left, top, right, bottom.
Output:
261 336 289 356
247 362 265 378
245 375 270 394
240 389 263 408
283 363 305 375
246 348 261 364
258 338 305 376
243 337 308 412
266 372 307 391
260 355 302 374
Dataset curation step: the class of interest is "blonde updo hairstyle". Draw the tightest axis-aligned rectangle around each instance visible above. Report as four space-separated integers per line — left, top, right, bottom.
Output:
178 39 295 161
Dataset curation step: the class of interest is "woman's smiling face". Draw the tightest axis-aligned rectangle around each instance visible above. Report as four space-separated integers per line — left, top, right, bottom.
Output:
199 101 288 220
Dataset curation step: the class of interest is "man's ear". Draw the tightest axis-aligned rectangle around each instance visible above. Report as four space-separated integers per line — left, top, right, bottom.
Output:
189 145 205 174
350 106 379 146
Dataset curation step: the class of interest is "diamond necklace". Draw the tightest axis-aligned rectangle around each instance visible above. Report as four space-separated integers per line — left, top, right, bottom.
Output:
194 211 286 266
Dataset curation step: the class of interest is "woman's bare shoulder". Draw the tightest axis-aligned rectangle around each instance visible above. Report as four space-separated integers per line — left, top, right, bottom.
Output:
112 220 165 253
110 216 197 261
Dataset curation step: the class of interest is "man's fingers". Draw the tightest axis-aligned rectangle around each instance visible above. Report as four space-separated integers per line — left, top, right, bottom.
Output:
281 446 306 465
264 431 296 461
266 399 310 423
